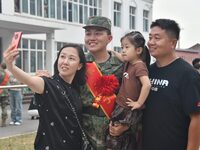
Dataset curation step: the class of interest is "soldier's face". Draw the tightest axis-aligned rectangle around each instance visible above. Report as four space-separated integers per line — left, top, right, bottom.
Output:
84 27 112 53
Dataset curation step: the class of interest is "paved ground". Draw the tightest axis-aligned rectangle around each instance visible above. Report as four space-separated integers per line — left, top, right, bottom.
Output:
0 104 39 138
1 104 200 150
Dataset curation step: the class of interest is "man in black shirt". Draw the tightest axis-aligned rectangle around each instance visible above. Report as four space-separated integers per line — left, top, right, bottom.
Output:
142 19 200 150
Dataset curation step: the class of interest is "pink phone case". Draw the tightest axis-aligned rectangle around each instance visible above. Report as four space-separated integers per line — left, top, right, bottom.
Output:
11 32 22 49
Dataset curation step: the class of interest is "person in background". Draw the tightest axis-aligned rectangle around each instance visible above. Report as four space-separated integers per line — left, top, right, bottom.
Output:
106 31 151 150
192 58 200 74
142 19 200 150
8 74 23 126
0 62 10 127
4 43 87 150
81 16 125 150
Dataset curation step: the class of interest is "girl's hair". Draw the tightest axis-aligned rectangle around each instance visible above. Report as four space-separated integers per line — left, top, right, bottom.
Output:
120 31 151 69
54 43 86 92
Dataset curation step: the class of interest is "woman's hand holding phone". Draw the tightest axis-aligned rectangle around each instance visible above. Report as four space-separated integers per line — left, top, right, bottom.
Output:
11 32 22 49
3 32 22 70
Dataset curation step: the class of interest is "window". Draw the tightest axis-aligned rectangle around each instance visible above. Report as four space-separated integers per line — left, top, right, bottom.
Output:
17 39 46 73
19 0 102 23
79 4 83 23
73 3 78 22
143 10 149 32
56 42 67 58
68 0 101 23
22 0 28 13
15 0 20 12
81 0 102 23
50 0 55 18
30 40 36 72
22 39 29 72
129 6 136 30
114 46 122 52
63 1 67 20
113 2 121 27
57 0 61 20
44 0 49 18
16 51 22 69
36 40 45 70
84 5 88 23
37 0 42 16
30 0 36 15
68 2 73 22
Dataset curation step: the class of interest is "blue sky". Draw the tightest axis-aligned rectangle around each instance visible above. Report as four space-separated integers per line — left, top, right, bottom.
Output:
153 0 200 49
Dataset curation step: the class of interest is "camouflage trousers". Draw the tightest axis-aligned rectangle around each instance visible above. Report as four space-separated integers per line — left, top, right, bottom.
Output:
82 114 109 150
0 96 9 120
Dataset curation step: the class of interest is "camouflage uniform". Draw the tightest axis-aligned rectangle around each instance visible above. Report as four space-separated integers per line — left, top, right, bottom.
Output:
81 53 123 150
0 68 9 126
81 16 123 150
83 16 112 31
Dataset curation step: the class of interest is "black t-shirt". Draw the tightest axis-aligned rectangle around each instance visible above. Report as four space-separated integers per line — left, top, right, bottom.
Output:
142 58 200 150
34 74 82 150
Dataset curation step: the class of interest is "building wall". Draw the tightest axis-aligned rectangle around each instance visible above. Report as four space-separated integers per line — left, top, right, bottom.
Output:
0 0 154 74
176 51 200 65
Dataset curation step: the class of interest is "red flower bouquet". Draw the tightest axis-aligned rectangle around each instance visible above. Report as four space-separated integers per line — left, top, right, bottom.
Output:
92 75 119 110
94 75 119 96
86 62 119 118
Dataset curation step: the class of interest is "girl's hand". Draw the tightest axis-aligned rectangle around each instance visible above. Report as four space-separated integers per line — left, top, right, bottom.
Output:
126 98 142 110
3 44 19 70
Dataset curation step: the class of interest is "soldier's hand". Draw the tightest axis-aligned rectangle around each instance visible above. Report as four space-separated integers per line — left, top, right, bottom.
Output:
109 121 129 136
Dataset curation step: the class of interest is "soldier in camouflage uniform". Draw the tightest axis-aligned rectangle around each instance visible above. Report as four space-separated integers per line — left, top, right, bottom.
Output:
81 16 124 150
34 16 130 149
0 63 9 127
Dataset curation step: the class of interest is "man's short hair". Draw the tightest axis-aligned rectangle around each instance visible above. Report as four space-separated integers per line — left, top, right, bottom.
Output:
192 58 200 69
0 62 7 69
150 19 180 40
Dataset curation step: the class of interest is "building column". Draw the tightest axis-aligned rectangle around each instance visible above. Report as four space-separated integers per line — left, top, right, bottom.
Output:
46 32 55 75
2 0 14 14
121 0 129 32
0 29 12 62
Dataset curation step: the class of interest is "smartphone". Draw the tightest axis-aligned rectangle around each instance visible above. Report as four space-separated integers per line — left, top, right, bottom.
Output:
11 32 22 49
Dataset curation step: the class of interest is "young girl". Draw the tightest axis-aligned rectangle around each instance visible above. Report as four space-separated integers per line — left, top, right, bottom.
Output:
106 31 151 150
4 43 86 150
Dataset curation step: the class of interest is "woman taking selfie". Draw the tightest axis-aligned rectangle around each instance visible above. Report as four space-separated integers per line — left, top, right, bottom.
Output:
3 43 86 150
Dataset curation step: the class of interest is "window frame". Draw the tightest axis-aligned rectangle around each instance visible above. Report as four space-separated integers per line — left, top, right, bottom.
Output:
113 1 121 27
143 10 149 32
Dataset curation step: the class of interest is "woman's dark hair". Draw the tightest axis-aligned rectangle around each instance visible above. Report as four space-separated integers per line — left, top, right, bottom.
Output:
54 43 86 92
120 31 151 69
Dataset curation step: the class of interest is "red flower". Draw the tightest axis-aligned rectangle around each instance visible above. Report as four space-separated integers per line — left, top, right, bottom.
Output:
94 75 119 96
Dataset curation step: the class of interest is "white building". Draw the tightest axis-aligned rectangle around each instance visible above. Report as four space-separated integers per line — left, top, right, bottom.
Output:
0 0 153 74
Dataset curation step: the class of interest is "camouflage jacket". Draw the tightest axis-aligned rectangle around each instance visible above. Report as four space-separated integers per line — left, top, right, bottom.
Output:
80 52 123 149
0 69 9 97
